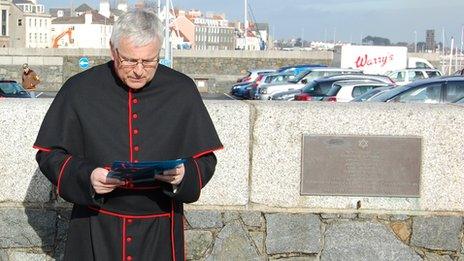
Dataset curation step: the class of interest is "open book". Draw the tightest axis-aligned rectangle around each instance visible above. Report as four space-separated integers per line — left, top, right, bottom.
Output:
107 159 186 183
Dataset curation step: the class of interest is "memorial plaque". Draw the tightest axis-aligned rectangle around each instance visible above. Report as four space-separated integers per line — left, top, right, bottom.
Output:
301 135 421 197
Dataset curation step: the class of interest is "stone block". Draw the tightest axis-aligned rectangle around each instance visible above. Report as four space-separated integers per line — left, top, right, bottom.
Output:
206 220 260 260
11 56 28 65
42 57 63 66
0 56 13 64
266 213 321 254
241 211 262 227
185 210 223 229
0 99 53 203
9 251 49 261
26 56 45 66
411 216 462 251
223 211 240 223
321 220 421 261
250 102 464 211
185 230 213 260
423 252 453 261
250 231 265 255
193 101 250 206
0 208 56 248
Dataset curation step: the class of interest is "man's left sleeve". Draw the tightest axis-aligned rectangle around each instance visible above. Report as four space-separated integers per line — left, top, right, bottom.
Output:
163 152 217 203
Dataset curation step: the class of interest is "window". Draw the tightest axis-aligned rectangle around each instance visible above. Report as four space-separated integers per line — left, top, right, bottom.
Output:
408 71 425 81
39 19 42 27
34 18 37 27
18 19 22 26
415 62 432 69
352 85 378 98
388 71 405 82
1 10 6 36
426 71 441 78
393 83 442 103
445 81 464 103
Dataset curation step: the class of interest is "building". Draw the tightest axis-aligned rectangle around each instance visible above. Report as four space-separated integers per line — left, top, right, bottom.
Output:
169 9 235 50
426 29 436 52
9 0 51 48
0 0 11 47
51 10 113 48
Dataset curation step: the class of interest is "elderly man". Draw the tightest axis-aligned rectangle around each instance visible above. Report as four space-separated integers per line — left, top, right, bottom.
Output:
34 9 222 261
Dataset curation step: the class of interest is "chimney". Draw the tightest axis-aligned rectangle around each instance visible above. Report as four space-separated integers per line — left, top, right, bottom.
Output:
99 0 111 18
85 12 92 24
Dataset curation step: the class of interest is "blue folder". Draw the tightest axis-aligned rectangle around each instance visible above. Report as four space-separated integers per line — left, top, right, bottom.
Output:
107 159 186 182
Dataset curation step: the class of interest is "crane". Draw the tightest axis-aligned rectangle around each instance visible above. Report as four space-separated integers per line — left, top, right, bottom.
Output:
52 27 74 48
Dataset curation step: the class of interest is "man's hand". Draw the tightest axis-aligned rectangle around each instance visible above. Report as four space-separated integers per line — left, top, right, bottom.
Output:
90 167 125 194
156 164 185 185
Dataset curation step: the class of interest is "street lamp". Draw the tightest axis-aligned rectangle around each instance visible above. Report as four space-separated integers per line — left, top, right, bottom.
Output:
414 30 417 53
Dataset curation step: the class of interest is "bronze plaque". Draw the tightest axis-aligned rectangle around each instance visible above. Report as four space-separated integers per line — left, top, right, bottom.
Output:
301 135 421 197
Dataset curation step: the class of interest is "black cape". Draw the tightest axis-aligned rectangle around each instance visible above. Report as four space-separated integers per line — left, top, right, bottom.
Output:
34 62 222 261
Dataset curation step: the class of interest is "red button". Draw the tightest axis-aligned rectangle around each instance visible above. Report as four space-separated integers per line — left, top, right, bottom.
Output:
127 219 133 224
132 113 138 119
133 129 139 135
126 256 133 261
134 146 139 152
126 236 133 243
132 98 138 104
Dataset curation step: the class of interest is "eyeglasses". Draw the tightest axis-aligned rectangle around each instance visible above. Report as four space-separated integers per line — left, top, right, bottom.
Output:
115 49 159 69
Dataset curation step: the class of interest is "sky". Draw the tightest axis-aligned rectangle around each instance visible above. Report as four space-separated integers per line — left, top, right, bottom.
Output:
42 0 464 46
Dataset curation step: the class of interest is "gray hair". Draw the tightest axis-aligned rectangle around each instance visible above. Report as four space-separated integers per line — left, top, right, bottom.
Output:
110 9 164 49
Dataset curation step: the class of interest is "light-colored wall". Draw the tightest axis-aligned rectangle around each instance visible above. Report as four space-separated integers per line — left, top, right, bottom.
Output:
0 99 463 215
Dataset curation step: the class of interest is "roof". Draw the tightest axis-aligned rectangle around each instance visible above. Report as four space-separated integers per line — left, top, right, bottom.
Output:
49 8 72 17
13 0 34 4
75 3 93 12
52 11 113 25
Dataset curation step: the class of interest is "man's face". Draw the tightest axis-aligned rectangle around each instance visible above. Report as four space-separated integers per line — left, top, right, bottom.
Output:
110 37 161 90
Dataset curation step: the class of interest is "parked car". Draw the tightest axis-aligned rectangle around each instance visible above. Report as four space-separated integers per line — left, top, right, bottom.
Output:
235 68 276 83
369 77 464 103
386 68 442 86
257 68 363 100
322 80 394 102
0 80 31 98
272 73 395 101
231 69 277 98
277 64 327 76
247 72 295 99
351 86 395 102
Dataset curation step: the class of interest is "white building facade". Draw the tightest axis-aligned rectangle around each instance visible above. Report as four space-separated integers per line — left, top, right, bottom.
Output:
51 12 112 49
10 0 51 48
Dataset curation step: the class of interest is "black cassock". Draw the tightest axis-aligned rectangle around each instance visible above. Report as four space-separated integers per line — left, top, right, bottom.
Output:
34 62 223 261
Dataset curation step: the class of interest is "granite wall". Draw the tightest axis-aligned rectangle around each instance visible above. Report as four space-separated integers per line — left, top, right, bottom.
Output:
0 99 462 260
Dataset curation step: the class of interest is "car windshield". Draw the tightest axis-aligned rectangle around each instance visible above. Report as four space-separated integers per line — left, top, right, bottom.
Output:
302 81 333 95
0 82 26 95
289 69 312 83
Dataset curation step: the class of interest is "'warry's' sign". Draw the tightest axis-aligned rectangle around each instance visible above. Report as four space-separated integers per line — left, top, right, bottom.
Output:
335 45 408 74
355 54 395 68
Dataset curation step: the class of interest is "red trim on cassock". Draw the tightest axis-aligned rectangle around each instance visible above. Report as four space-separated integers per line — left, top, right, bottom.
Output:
122 218 126 261
87 206 171 219
193 159 203 189
192 146 224 159
171 200 176 261
128 90 134 162
33 145 52 152
57 156 72 196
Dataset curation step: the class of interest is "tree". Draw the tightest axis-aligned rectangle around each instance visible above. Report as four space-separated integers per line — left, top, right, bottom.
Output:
362 35 391 46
